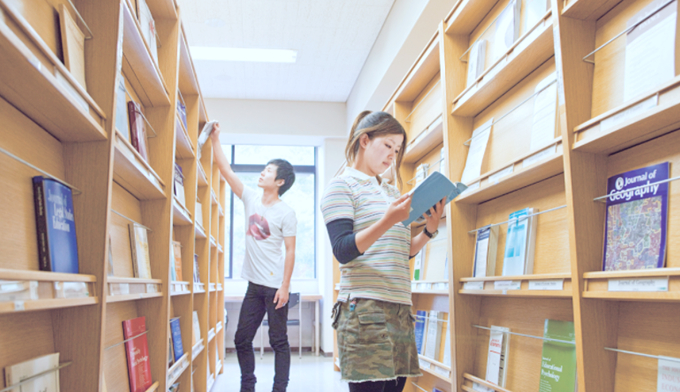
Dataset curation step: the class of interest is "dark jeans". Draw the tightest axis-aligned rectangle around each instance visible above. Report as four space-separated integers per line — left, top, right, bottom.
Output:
348 377 406 392
234 282 290 392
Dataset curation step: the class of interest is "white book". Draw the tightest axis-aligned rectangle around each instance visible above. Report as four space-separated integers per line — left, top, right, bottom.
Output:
524 0 550 31
423 310 442 360
197 120 218 159
466 39 487 87
0 280 38 302
474 326 510 392
193 311 202 345
623 0 677 102
502 208 537 276
4 353 60 392
473 225 499 278
442 321 452 367
530 72 558 151
491 0 521 61
413 249 425 281
137 0 158 64
461 119 493 184
196 199 204 228
424 226 448 281
129 223 152 279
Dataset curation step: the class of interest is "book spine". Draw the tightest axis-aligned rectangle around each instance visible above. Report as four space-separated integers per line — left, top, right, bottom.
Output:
32 177 52 271
128 101 140 153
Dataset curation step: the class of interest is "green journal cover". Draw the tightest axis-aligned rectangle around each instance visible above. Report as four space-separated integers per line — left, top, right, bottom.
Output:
539 319 577 392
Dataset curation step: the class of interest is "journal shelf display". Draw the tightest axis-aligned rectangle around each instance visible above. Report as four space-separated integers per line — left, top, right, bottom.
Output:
0 0 225 391
364 0 680 391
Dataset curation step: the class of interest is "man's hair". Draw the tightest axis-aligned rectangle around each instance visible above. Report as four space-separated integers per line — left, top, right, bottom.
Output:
267 159 295 196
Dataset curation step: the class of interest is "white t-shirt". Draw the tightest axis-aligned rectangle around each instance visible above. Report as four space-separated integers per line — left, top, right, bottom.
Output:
239 186 297 288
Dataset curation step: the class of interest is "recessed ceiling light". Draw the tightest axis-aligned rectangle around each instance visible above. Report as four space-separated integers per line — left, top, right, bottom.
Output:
190 47 297 63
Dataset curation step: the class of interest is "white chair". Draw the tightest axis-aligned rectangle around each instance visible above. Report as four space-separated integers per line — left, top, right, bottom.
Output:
260 292 302 359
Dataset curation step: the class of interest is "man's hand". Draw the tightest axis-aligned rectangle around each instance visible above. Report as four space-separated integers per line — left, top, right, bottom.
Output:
210 122 221 141
273 288 289 310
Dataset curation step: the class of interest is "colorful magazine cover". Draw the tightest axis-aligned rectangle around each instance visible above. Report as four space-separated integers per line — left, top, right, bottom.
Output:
603 162 669 271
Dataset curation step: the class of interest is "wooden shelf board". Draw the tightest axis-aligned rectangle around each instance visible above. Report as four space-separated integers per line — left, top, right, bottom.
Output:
452 12 554 117
0 296 98 314
113 131 167 200
459 289 571 298
583 268 680 280
561 0 622 21
107 276 162 284
456 147 564 204
122 1 170 107
192 339 205 360
0 11 106 142
195 223 207 239
167 353 189 386
175 116 195 159
445 0 502 35
418 359 451 382
198 164 208 186
0 268 96 282
412 290 449 295
393 36 440 103
573 76 680 154
173 198 192 226
463 373 511 392
106 291 163 303
211 189 218 205
210 236 217 248
460 273 571 282
403 115 444 164
143 381 160 392
208 328 216 342
178 32 200 95
146 0 178 20
582 291 680 302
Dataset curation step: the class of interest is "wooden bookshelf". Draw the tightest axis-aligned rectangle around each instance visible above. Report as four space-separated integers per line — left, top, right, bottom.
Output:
0 0 223 391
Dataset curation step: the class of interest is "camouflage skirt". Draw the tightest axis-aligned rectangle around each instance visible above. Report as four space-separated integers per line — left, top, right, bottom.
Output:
332 298 422 382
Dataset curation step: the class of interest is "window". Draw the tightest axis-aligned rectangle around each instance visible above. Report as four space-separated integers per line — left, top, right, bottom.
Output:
223 145 317 280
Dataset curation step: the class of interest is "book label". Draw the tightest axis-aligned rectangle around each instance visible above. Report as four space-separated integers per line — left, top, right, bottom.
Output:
146 283 158 293
523 144 556 168
464 281 485 290
607 277 669 292
658 357 680 392
601 95 658 131
494 280 521 290
489 165 514 185
528 279 564 291
14 301 25 311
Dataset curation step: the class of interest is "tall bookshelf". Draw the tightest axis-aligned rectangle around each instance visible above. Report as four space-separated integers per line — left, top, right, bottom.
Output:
374 0 680 391
0 0 225 391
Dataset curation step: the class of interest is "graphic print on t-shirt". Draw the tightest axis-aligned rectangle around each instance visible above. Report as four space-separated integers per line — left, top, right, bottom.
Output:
247 213 271 240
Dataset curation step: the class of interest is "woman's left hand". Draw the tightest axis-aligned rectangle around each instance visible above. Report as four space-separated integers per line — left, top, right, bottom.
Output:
424 197 446 234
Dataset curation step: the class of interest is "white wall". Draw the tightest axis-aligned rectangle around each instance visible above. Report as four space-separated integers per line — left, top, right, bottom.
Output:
345 0 458 126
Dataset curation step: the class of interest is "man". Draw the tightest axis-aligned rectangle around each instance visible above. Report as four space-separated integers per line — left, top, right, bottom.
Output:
210 125 297 392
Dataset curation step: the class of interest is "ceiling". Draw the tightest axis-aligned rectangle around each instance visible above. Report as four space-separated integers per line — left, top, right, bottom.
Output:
177 0 395 102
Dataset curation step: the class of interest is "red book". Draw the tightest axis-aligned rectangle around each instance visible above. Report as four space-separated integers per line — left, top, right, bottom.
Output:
123 316 153 392
127 101 150 162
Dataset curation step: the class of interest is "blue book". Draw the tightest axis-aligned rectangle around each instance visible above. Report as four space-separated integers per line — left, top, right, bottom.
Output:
170 317 184 361
402 171 467 226
603 162 669 271
414 310 427 354
32 177 79 273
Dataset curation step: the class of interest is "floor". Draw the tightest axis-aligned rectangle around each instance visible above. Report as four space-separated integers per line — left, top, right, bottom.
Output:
214 351 347 392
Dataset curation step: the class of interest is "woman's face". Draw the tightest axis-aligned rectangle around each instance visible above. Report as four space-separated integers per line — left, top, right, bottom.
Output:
360 133 404 176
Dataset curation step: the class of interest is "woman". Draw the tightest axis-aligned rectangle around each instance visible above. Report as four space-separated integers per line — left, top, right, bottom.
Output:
321 111 446 392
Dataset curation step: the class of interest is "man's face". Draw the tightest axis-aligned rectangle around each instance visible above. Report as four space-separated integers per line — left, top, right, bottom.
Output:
258 164 282 191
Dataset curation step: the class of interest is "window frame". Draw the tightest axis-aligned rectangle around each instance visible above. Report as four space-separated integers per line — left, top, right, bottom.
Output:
226 145 318 280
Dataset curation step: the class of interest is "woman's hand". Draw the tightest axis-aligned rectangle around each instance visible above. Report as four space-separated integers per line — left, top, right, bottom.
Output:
384 193 412 226
424 197 446 234
209 122 221 141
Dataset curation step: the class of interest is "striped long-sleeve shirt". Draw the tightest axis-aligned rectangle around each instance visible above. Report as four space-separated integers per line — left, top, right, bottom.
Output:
320 167 412 305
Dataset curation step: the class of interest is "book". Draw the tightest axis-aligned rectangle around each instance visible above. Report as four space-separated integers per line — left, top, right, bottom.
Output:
174 163 186 206
474 326 510 392
193 254 201 283
473 225 499 277
177 94 187 129
658 356 680 392
491 0 521 61
170 317 184 362
502 208 538 276
402 171 467 226
122 316 152 392
423 310 441 360
167 329 175 368
461 119 492 184
413 249 425 281
623 0 677 102
137 0 158 64
466 39 487 87
197 120 218 159
0 280 38 302
539 319 576 392
32 176 79 274
414 163 429 188
115 76 129 140
603 162 669 271
524 0 550 31
530 72 558 151
129 223 152 279
414 310 427 354
172 241 183 281
169 241 177 282
196 198 204 228
168 382 180 392
442 319 452 367
439 147 446 175
437 312 449 363
58 5 87 90
4 353 60 392
192 311 201 345
128 101 150 162
107 235 115 276
423 225 448 281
